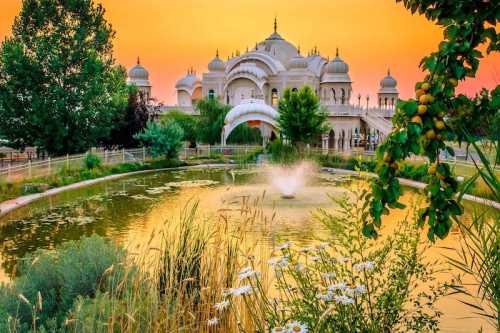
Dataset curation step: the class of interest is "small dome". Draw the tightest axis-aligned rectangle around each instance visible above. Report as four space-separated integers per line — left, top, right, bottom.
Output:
208 51 225 72
289 52 308 69
175 71 200 89
380 69 397 88
128 58 149 80
325 50 349 74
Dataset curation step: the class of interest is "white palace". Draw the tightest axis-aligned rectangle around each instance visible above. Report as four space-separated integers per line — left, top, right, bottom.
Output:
127 20 399 151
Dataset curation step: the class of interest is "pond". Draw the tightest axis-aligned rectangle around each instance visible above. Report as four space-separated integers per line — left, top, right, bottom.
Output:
0 166 496 332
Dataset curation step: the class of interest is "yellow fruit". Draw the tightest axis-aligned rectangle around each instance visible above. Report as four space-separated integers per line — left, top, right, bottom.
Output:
426 129 436 140
390 162 399 170
435 120 445 130
449 78 458 87
419 94 429 104
428 164 437 175
417 105 428 115
436 134 443 140
421 82 431 91
415 89 425 98
428 95 435 103
411 115 423 125
437 111 445 118
383 152 391 162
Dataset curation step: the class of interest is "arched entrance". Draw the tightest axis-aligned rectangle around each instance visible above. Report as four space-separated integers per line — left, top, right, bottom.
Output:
222 99 279 146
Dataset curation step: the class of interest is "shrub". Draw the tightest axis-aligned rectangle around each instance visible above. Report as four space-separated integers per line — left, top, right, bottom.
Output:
135 121 184 159
268 139 299 164
216 189 444 332
0 235 125 332
83 153 102 170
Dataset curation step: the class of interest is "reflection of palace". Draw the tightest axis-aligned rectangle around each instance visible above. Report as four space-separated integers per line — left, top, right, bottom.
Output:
128 19 399 151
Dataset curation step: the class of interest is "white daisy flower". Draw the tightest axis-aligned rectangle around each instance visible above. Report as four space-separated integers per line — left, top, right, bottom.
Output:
334 295 354 305
299 246 314 254
317 242 329 250
269 256 290 268
354 284 367 295
214 300 230 311
328 282 347 292
277 241 292 250
338 256 350 263
309 256 321 262
238 267 260 280
207 317 219 326
230 285 253 297
316 291 333 301
354 261 375 271
287 321 308 333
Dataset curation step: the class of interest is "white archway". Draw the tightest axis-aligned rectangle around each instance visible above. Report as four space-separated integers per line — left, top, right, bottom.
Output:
222 99 279 146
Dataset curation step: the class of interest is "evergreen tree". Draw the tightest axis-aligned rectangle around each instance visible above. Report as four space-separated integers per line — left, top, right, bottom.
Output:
0 0 128 155
277 86 329 147
195 98 229 145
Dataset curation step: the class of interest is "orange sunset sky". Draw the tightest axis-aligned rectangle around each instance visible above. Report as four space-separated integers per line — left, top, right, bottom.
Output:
1 0 498 105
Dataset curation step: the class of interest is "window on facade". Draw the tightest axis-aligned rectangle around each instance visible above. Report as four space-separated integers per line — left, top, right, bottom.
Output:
271 88 279 107
391 98 395 106
332 89 336 103
341 88 346 104
384 97 388 106
208 90 215 100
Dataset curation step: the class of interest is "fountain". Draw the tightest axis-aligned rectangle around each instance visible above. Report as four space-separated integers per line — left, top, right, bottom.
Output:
267 162 315 199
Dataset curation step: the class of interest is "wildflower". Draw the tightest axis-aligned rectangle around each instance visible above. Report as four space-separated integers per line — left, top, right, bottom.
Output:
316 291 333 301
271 327 287 333
238 267 260 280
207 317 219 326
354 261 375 271
294 263 305 271
354 284 367 295
277 241 292 250
214 300 230 311
338 256 350 263
334 295 354 305
328 282 347 292
309 256 320 262
299 246 314 254
321 272 335 279
230 285 253 296
317 242 329 250
269 256 289 268
287 321 308 333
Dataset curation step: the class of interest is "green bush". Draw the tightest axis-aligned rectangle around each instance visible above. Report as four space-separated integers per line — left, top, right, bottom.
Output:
268 139 299 164
83 153 102 170
0 235 125 332
135 121 184 159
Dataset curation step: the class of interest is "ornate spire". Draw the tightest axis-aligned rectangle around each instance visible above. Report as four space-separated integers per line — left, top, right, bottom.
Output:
387 68 391 76
274 16 278 33
216 49 219 58
297 45 301 55
336 48 339 57
137 56 140 65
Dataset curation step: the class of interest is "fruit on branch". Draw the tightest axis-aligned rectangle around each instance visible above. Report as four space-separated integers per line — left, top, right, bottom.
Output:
411 115 423 125
421 82 431 91
428 163 437 175
418 105 428 115
435 120 446 130
426 129 437 140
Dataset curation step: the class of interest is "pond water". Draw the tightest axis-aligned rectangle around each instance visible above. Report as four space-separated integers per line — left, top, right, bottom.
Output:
0 167 496 332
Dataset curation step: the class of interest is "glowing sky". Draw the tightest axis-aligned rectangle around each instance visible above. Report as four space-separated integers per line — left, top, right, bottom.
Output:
1 0 498 105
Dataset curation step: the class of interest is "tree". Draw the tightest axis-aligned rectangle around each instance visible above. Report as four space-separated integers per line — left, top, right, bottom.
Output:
0 0 128 156
135 121 184 159
101 86 149 149
366 0 499 240
161 110 198 148
277 86 329 147
195 98 229 145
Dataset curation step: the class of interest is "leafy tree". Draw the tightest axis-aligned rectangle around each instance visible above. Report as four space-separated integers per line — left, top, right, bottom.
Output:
135 121 184 159
277 86 329 147
227 125 263 145
366 0 499 240
0 0 128 156
101 86 149 149
195 98 229 145
161 110 198 148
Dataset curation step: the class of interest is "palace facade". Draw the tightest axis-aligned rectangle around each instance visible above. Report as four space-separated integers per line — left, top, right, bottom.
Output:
127 20 399 151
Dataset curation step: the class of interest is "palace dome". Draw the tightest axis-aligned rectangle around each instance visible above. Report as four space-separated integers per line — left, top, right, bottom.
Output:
127 58 151 87
380 69 397 88
289 52 308 70
175 72 200 90
321 49 351 83
258 19 298 67
208 51 225 72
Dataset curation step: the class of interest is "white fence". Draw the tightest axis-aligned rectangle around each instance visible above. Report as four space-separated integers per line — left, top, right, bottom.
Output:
0 145 261 183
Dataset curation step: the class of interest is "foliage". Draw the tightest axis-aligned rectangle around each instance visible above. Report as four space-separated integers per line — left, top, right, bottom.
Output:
277 86 329 147
161 109 198 147
217 189 444 332
83 153 102 170
0 236 125 332
227 124 263 145
135 121 184 159
101 85 150 149
195 98 229 145
368 0 500 240
267 139 299 164
0 0 129 155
